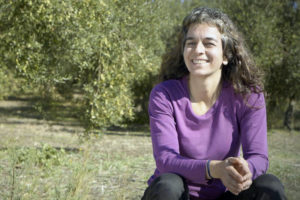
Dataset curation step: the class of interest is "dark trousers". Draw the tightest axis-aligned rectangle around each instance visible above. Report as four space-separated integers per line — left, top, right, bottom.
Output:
141 173 287 200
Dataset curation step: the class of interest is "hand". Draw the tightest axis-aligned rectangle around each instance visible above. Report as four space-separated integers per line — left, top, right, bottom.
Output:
227 157 252 191
209 158 244 195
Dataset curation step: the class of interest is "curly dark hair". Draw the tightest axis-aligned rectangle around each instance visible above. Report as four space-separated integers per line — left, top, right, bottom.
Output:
160 7 264 95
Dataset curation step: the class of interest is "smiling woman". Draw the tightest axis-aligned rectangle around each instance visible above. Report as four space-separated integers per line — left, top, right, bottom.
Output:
142 7 287 200
183 23 226 80
183 23 227 116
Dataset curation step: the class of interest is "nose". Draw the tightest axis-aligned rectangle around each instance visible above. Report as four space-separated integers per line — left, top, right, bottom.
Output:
195 42 205 54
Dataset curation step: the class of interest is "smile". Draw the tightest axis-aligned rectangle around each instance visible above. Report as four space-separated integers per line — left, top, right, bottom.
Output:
192 59 208 64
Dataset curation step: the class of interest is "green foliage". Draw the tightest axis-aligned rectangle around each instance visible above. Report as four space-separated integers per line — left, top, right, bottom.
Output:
265 0 300 100
212 0 300 128
0 0 299 129
0 0 172 129
3 144 92 199
9 145 66 169
0 66 27 99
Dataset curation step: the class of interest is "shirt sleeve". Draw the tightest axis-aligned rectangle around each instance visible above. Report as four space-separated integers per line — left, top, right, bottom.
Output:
149 85 208 184
239 92 269 179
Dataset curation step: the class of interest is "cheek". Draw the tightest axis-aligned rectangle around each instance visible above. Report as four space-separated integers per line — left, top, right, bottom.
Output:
183 48 189 61
210 49 224 60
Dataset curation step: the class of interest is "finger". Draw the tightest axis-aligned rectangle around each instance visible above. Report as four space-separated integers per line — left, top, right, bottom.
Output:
228 157 249 168
228 158 245 170
231 159 250 178
227 183 242 196
242 179 252 190
242 171 252 180
228 188 239 196
227 186 239 195
225 174 243 191
243 177 252 185
227 157 241 165
227 166 243 182
238 165 249 177
240 169 252 182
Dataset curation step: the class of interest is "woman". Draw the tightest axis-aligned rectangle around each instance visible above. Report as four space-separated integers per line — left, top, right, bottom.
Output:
142 7 286 200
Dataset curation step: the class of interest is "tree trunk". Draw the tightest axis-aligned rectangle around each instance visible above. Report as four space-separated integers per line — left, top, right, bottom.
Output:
283 98 295 131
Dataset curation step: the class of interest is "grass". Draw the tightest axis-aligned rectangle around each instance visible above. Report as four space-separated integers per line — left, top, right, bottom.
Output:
268 130 300 199
0 99 299 199
0 131 154 200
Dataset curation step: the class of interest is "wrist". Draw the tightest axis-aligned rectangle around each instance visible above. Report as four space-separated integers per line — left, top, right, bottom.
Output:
209 160 223 179
206 160 214 179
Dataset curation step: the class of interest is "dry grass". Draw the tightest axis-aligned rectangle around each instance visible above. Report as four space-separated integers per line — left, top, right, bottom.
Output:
268 130 300 199
0 99 299 199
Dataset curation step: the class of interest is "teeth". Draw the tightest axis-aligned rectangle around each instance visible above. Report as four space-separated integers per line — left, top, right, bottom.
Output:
192 59 207 64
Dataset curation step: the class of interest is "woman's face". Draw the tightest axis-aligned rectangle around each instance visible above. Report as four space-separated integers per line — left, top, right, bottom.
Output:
183 23 227 80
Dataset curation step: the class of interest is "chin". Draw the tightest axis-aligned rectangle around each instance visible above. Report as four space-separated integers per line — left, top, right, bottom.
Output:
189 70 222 79
189 71 210 77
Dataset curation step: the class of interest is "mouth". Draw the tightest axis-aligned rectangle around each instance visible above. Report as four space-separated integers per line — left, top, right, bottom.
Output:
192 59 208 64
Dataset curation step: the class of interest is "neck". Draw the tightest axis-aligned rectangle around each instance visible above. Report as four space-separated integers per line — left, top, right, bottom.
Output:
188 74 222 104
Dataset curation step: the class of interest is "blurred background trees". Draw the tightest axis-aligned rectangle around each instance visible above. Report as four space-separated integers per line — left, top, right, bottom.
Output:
216 0 300 130
0 0 299 131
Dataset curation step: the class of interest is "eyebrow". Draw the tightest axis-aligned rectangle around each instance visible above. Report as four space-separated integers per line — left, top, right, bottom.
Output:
185 36 218 42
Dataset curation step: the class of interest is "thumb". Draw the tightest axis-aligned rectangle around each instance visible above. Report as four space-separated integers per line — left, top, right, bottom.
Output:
227 157 241 165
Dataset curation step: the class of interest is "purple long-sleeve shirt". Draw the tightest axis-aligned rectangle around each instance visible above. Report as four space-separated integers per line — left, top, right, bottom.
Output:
147 76 268 199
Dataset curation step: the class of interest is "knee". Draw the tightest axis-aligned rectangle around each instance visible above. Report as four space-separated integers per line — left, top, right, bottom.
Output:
154 173 186 193
253 174 286 200
144 173 188 200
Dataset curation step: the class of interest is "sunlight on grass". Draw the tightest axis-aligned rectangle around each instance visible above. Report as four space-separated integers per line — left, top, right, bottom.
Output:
268 130 300 200
0 129 299 199
0 132 154 200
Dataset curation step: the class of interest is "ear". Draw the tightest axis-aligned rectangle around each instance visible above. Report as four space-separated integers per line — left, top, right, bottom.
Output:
222 58 228 66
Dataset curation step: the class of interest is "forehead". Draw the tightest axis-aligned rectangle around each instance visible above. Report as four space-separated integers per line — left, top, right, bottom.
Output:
186 23 222 40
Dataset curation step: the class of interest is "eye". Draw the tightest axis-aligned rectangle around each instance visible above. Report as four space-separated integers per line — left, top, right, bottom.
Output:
204 42 215 47
186 41 196 46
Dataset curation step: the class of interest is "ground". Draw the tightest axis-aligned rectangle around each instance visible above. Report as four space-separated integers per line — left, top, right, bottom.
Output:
0 98 299 199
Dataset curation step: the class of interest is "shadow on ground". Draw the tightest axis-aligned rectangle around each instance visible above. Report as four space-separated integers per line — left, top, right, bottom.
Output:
0 96 82 126
0 96 151 137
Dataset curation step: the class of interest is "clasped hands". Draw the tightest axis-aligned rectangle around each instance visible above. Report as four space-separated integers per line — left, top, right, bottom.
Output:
209 157 252 195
